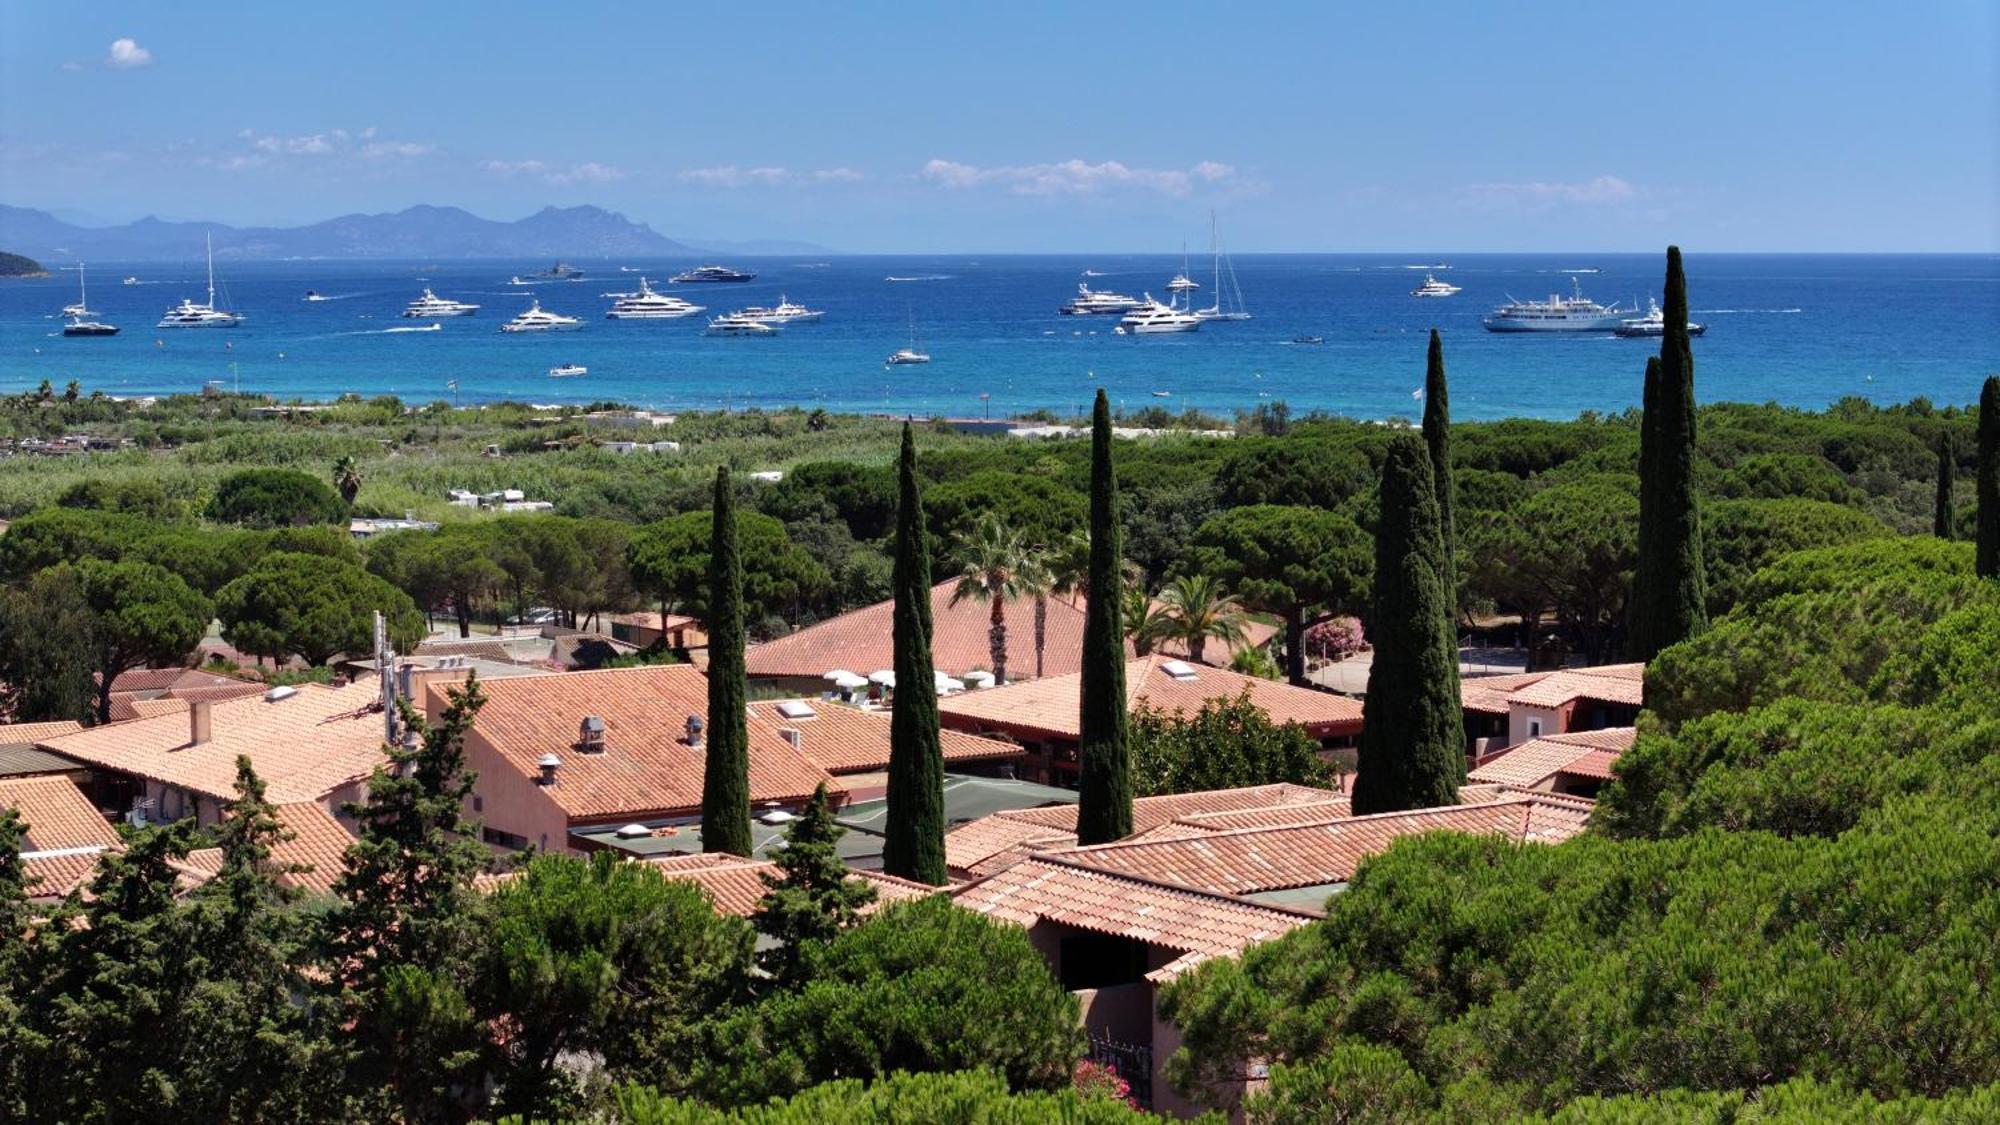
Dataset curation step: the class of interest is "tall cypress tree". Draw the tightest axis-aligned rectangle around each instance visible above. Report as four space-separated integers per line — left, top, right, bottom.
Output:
1934 434 1955 539
1351 435 1463 815
1421 328 1457 606
1978 376 1999 579
1627 246 1708 661
702 466 753 856
884 423 947 884
1076 390 1132 845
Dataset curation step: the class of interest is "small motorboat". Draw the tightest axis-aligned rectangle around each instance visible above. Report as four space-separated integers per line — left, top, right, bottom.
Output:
548 363 588 378
885 347 931 366
304 290 328 302
1151 390 1172 398
1291 335 1324 345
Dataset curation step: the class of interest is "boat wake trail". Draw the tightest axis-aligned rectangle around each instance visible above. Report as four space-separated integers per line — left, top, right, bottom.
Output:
885 275 952 282
1695 308 1803 314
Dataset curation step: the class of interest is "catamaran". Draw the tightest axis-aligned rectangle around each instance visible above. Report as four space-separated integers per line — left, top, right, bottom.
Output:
1194 211 1251 321
157 233 243 328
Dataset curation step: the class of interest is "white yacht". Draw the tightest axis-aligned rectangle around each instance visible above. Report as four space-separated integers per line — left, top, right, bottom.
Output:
704 312 781 336
605 278 704 319
1115 295 1203 334
548 364 588 378
61 263 97 318
121 276 140 286
1167 244 1201 297
404 289 480 318
732 296 823 324
1058 282 1144 316
500 300 582 333
1194 210 1252 321
157 233 243 328
1613 298 1707 338
672 265 757 284
1411 274 1462 298
886 311 929 365
1481 278 1631 332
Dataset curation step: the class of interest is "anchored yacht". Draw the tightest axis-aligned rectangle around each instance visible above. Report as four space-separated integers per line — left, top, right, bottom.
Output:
1481 278 1631 332
548 364 588 378
605 279 705 319
157 233 243 328
886 310 929 365
404 289 480 318
1115 295 1203 335
1411 274 1462 298
500 301 582 333
60 263 98 318
733 296 822 324
1058 282 1144 316
704 312 781 336
1613 299 1707 338
1193 212 1252 321
672 265 757 284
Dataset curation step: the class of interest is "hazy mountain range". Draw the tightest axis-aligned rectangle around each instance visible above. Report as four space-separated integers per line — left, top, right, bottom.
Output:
0 204 831 261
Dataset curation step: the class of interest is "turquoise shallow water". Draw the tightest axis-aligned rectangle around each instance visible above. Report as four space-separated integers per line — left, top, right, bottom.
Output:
3 253 1994 419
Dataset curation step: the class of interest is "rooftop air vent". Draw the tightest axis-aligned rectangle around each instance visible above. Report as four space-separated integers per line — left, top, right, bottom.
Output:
577 715 607 753
535 752 561 786
757 808 797 826
264 685 299 703
614 823 651 839
1161 660 1199 681
774 701 817 720
684 714 705 748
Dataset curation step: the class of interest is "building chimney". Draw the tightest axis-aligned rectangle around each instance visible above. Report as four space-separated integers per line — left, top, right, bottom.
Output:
779 728 803 751
189 699 213 746
536 752 560 786
685 714 705 748
577 715 607 754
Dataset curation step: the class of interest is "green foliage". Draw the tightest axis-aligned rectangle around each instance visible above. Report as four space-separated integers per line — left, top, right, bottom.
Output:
71 558 213 724
755 783 878 985
628 509 827 631
1422 328 1457 604
215 550 423 666
1351 436 1461 815
948 514 1029 685
1979 376 1998 577
703 468 753 857
1132 690 1334 796
884 424 946 884
1700 498 1889 617
1216 439 1374 510
711 897 1083 1104
1465 475 1637 662
613 1069 1180 1124
1628 248 1710 660
0 564 99 723
1152 572 1250 665
1250 1043 1434 1124
205 467 348 528
1709 451 1859 504
1187 504 1370 685
1077 390 1132 846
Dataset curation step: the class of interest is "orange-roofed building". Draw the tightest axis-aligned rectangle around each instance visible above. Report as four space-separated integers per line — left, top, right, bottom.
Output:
1460 663 1644 759
38 679 394 826
611 611 707 651
178 801 362 896
638 852 935 916
939 655 1364 786
744 581 1137 694
1468 727 1635 797
1 720 87 781
2 775 121 900
746 697 1023 800
440 665 841 856
101 666 266 724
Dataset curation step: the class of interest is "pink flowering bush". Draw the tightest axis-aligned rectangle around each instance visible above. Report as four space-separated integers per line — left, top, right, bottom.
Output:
1073 1059 1136 1108
1305 615 1367 661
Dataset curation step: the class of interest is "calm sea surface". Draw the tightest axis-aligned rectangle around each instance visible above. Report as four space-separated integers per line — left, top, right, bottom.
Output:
3 254 1994 420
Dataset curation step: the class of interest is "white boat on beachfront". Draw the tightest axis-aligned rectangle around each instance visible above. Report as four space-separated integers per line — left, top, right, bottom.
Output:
157 233 243 328
1411 273 1461 298
1115 295 1203 334
606 278 705 319
500 300 582 333
704 312 781 336
404 289 480 318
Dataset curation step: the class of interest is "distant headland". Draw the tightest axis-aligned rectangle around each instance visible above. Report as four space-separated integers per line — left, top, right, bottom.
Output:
0 250 48 277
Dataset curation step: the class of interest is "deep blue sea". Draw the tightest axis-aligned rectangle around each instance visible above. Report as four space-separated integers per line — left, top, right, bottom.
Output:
3 254 1994 420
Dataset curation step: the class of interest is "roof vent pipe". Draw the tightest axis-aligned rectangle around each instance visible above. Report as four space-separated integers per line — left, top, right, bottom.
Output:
536 752 560 787
685 714 704 748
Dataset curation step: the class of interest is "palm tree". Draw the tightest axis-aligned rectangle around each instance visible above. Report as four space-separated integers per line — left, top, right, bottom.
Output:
332 455 364 506
1155 573 1250 665
950 515 1028 684
1016 534 1091 680
1121 578 1173 657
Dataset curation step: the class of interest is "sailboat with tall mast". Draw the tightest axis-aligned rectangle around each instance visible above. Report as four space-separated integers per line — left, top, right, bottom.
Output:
886 307 930 365
62 262 119 336
1166 242 1201 310
157 232 243 328
1194 210 1251 322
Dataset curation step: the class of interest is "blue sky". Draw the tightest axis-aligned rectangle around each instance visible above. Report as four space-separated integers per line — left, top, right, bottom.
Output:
2 2 1994 252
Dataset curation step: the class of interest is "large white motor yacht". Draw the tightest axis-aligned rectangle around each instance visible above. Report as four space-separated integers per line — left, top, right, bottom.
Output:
606 278 705 319
1482 278 1631 332
704 313 781 336
1058 283 1144 316
1411 274 1462 298
157 233 243 328
1116 295 1203 334
500 301 582 333
732 296 823 324
404 289 480 318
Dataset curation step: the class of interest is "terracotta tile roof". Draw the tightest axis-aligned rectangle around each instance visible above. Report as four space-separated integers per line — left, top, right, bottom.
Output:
105 667 199 693
23 850 105 900
636 851 934 916
1468 728 1636 788
460 665 839 822
1170 798 1356 834
414 639 523 664
2 775 120 853
1050 798 1591 896
746 699 1023 775
39 679 392 805
1560 750 1621 781
1505 666 1646 709
180 803 357 895
746 581 1134 681
125 698 190 721
613 611 701 631
1 721 84 746
1459 671 1555 714
942 783 1345 876
939 656 1363 742
952 856 1313 981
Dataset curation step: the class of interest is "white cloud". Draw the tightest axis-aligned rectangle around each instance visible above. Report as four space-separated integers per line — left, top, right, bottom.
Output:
1459 174 1638 209
105 38 153 69
214 128 432 170
483 159 624 185
679 165 866 187
59 61 84 73
919 157 1238 197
